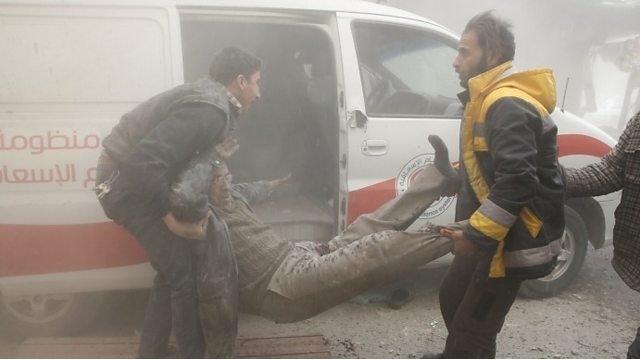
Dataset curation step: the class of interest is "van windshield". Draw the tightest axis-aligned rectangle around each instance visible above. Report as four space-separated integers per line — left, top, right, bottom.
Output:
353 22 461 118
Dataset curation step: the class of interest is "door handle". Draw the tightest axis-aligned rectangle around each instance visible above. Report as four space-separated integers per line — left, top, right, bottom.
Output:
361 139 388 156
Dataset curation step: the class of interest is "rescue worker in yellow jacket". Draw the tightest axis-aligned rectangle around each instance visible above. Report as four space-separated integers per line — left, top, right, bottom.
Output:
435 11 565 358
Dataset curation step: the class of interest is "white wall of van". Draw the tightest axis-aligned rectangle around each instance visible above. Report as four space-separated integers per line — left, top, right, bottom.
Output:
0 0 620 335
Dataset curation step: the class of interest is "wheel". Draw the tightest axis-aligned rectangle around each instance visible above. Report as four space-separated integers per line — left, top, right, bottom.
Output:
519 206 588 298
0 292 103 339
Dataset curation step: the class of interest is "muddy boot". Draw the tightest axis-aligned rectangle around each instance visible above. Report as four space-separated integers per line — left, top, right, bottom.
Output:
387 286 415 310
329 136 454 249
409 351 442 359
428 135 459 196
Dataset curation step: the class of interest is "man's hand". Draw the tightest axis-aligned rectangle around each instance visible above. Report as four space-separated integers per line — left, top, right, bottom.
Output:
315 243 332 256
439 227 478 256
215 136 239 159
268 173 291 191
163 212 209 240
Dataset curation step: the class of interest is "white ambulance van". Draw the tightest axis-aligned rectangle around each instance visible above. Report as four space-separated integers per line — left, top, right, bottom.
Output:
0 0 620 335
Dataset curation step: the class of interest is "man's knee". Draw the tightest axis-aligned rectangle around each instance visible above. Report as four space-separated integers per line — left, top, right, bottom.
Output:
161 243 198 300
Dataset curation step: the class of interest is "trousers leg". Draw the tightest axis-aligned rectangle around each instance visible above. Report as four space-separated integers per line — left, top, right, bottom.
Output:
262 228 453 323
126 217 205 359
440 254 521 358
138 274 173 358
329 165 448 249
628 327 640 359
439 254 477 334
195 219 238 358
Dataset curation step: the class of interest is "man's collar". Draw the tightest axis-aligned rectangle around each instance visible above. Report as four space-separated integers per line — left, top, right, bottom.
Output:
457 90 470 104
468 61 513 100
226 90 242 116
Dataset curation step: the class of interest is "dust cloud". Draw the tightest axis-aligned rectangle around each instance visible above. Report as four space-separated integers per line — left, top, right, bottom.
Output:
383 0 640 137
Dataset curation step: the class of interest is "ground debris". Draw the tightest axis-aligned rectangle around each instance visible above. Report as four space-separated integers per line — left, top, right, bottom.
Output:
337 338 357 357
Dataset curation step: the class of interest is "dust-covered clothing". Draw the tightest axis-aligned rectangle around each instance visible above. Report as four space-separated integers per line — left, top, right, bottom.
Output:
95 77 238 358
219 165 454 322
196 210 238 358
216 181 292 313
101 78 235 219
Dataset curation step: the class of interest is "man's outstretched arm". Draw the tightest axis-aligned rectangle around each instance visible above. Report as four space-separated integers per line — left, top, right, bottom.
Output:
232 174 291 205
565 114 639 197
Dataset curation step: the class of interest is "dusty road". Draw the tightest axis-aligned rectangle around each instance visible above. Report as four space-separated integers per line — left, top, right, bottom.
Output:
1 245 639 358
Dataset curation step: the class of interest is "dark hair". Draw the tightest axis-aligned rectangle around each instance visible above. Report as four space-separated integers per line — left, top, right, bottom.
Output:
209 46 262 85
464 10 515 63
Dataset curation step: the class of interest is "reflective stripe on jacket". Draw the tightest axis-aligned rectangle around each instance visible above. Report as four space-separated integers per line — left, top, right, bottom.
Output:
458 61 565 279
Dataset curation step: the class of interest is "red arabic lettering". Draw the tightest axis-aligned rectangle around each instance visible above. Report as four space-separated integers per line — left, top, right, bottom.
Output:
84 167 96 189
0 130 102 154
0 164 76 185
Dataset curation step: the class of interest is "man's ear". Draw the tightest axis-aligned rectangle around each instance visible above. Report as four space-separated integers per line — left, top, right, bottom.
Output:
486 50 502 68
236 74 247 89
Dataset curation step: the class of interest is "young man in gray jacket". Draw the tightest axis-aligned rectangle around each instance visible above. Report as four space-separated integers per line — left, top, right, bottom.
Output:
95 47 261 358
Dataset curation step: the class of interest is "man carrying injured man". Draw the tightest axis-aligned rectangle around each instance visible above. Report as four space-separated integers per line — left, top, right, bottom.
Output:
205 135 458 323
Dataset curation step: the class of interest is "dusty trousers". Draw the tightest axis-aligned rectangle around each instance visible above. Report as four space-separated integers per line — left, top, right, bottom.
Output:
95 158 205 358
439 253 522 358
258 164 454 323
195 212 238 358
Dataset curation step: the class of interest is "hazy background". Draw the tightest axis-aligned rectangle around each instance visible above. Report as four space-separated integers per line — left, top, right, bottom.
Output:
373 0 640 137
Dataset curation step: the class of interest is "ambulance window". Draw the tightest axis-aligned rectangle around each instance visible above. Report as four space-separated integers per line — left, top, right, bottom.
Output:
353 22 462 118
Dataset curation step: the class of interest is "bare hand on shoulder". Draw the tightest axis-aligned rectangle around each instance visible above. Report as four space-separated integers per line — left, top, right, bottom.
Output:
215 136 240 159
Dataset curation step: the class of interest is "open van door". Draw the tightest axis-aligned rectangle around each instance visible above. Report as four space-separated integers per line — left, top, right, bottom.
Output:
0 0 182 336
337 14 462 228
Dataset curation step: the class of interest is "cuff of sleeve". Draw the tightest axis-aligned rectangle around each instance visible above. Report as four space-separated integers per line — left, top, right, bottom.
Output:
257 180 273 197
460 221 499 253
469 199 517 241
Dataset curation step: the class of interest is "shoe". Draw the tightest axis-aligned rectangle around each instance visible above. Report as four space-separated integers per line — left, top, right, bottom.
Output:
387 287 415 310
427 135 460 195
410 351 443 359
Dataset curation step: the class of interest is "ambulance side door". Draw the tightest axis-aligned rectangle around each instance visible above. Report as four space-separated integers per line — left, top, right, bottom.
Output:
337 14 462 227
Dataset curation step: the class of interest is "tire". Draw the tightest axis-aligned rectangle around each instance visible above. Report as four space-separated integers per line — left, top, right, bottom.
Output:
519 206 588 298
0 292 104 339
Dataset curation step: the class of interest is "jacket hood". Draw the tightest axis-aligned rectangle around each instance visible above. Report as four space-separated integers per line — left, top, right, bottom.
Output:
468 61 557 113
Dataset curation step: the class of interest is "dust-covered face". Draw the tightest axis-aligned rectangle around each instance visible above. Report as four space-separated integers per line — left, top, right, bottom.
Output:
237 71 261 111
209 163 233 205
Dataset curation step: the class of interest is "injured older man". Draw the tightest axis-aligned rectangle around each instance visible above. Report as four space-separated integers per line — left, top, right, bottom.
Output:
194 135 457 324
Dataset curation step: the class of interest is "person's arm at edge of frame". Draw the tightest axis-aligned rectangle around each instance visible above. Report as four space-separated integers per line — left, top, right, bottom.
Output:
563 114 639 198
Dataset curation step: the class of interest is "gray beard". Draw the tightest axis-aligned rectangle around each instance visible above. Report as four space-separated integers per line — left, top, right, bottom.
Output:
213 195 235 211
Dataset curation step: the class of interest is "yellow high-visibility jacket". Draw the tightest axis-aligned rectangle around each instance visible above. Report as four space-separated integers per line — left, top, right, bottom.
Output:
456 61 566 279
